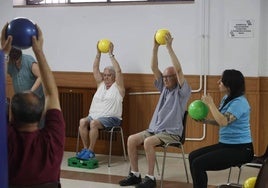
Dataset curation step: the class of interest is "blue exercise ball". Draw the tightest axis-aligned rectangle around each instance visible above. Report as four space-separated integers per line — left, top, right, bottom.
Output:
6 17 37 50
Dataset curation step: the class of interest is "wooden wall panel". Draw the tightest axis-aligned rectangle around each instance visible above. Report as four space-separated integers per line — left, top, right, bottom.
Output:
6 73 268 155
259 77 268 155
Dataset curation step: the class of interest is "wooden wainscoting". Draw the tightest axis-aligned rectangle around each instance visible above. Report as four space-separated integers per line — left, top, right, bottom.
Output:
6 73 267 155
259 77 268 155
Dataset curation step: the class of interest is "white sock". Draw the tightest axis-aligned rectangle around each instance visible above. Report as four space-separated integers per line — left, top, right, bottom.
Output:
131 171 140 177
146 174 155 180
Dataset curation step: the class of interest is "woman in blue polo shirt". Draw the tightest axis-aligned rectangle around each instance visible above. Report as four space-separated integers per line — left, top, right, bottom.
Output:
189 69 254 188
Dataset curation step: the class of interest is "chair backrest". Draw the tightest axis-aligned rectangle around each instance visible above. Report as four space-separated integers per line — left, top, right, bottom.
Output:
249 144 268 166
254 159 268 188
180 111 188 144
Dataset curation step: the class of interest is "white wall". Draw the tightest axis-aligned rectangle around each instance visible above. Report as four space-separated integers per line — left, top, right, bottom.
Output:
208 0 260 76
1 0 266 76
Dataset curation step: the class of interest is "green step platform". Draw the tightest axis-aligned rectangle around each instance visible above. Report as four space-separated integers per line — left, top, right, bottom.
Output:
68 157 99 169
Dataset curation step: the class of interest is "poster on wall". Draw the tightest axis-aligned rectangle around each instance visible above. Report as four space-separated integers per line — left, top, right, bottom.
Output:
229 19 254 38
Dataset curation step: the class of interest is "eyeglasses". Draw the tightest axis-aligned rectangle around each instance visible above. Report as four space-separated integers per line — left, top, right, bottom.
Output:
103 74 112 77
162 74 176 80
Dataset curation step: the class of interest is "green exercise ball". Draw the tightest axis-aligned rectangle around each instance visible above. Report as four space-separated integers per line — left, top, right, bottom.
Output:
188 100 209 120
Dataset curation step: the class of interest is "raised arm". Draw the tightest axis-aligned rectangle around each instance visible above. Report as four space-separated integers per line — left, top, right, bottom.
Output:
165 33 185 87
151 34 162 80
93 42 103 86
108 42 125 97
31 25 60 111
31 62 42 92
0 23 12 55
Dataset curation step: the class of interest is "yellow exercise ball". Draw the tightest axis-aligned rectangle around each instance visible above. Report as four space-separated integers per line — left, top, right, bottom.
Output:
98 39 111 53
155 29 170 45
243 177 257 188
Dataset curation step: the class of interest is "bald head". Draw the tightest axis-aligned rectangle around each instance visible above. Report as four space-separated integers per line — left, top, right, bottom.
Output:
11 91 44 124
163 66 176 76
162 66 178 89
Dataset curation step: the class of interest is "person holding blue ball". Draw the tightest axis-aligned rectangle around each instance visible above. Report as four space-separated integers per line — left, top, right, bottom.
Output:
4 20 45 128
2 22 65 187
189 69 254 188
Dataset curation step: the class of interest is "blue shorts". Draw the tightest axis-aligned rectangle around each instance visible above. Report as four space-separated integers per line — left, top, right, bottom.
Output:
87 116 122 128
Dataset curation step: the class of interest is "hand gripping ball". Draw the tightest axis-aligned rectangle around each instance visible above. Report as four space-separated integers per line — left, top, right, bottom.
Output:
98 39 111 53
188 100 209 120
6 17 37 50
155 29 170 45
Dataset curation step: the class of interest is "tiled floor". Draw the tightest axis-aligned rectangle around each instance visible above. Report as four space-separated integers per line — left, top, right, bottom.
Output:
60 151 259 188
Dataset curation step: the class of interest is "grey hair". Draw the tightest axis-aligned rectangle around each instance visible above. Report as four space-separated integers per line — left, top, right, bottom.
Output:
104 66 116 76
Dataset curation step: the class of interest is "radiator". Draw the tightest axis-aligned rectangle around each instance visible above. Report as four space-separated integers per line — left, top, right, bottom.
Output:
59 89 84 137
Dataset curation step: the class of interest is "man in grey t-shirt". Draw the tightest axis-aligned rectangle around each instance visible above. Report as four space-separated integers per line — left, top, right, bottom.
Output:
119 32 191 188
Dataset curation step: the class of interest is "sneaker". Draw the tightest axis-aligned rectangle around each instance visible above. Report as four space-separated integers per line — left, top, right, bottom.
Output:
119 173 142 186
79 149 95 160
76 148 87 159
135 176 156 188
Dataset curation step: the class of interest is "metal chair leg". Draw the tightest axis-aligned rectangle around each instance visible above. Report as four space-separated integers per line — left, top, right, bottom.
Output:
160 147 168 188
108 127 114 167
159 143 189 187
237 166 242 184
227 167 232 184
227 166 242 185
76 129 80 154
108 126 127 167
181 145 189 183
155 156 160 176
119 127 127 161
77 126 127 167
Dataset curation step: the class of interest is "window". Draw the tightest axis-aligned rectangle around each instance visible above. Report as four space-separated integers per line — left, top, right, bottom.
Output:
13 0 193 6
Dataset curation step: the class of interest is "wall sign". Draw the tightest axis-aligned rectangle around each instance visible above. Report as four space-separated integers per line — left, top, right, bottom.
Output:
229 19 254 38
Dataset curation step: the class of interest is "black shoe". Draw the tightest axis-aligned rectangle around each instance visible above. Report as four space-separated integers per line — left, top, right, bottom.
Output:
135 176 156 188
119 173 142 186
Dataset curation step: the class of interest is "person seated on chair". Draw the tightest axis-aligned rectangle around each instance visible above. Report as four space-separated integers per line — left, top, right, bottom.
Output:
76 41 125 160
188 69 254 188
1 23 65 186
119 32 191 188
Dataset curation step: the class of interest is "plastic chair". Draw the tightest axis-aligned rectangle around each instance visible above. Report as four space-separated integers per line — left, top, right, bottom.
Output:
156 111 189 188
76 125 127 167
227 145 268 185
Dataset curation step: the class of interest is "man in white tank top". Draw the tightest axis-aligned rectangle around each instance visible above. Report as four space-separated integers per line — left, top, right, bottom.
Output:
76 42 125 160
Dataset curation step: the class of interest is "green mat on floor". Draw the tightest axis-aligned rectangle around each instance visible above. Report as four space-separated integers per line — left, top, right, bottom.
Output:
68 157 99 169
